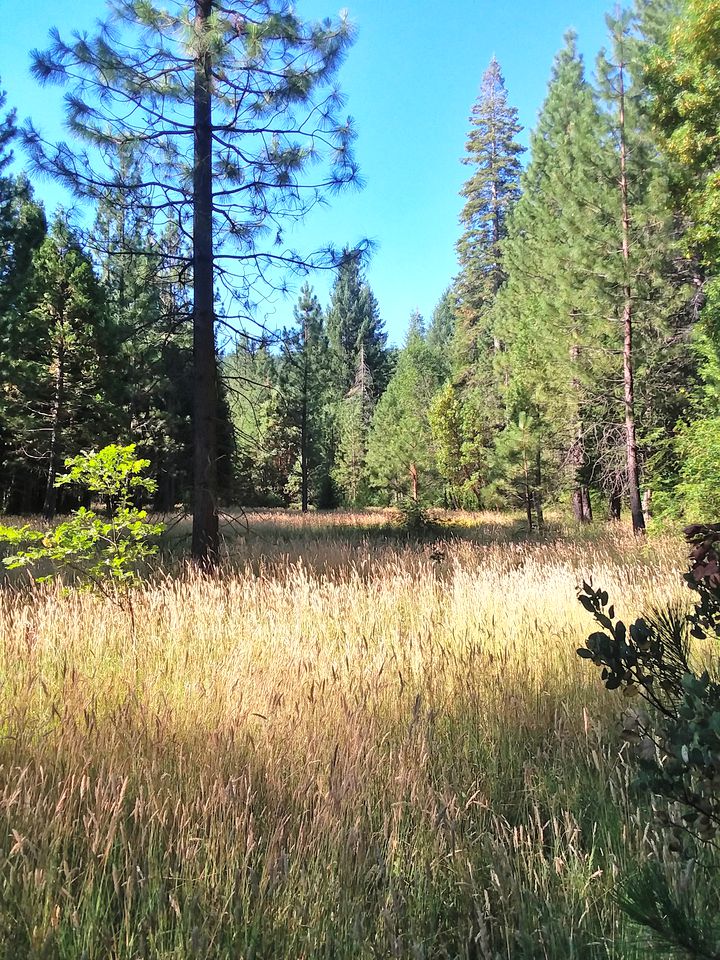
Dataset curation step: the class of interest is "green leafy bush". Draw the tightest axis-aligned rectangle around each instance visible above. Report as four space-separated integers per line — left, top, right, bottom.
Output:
577 524 720 955
0 444 164 590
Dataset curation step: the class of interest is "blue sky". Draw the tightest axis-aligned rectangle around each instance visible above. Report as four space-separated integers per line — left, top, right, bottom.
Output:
3 0 612 345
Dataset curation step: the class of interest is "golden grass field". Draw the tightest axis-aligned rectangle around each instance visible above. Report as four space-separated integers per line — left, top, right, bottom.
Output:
0 510 703 958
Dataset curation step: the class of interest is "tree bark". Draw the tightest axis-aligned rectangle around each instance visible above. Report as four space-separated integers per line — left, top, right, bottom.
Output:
609 491 622 521
581 486 593 522
525 482 534 533
191 0 220 562
300 318 309 512
569 335 589 523
617 44 645 535
410 463 418 503
642 488 652 526
534 449 544 530
43 338 65 521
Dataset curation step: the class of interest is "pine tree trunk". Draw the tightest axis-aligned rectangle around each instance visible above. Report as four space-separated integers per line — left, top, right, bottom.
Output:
581 486 593 522
43 339 65 522
525 483 534 533
609 491 622 521
642 488 652 525
523 449 533 532
301 350 309 513
569 336 589 523
623 296 644 533
617 51 645 535
410 463 418 503
534 449 544 530
191 0 219 562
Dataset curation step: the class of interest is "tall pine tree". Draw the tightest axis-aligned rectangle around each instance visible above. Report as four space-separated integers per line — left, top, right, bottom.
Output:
278 284 329 511
455 57 524 369
498 33 616 522
26 0 362 560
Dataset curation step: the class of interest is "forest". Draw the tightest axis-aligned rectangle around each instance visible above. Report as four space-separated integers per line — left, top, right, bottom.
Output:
2 0 720 957
1 0 718 544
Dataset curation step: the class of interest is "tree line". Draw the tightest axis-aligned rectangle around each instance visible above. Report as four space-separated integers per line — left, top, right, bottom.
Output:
227 0 720 530
1 0 719 544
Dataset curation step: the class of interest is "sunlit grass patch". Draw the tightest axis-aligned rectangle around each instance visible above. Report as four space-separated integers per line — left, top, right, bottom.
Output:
0 511 697 958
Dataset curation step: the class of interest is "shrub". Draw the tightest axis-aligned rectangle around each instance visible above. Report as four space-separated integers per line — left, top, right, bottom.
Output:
0 443 164 592
577 523 720 955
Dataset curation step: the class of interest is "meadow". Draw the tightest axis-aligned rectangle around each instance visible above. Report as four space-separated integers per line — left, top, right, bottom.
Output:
0 510 705 958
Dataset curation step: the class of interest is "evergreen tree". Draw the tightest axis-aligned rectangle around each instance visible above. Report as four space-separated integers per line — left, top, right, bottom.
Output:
331 341 376 505
0 79 17 280
332 392 368 506
426 288 457 379
497 33 617 522
366 313 443 503
91 172 196 511
428 382 489 507
490 411 545 532
326 251 390 399
443 58 524 510
278 284 329 511
0 110 49 511
596 8 687 532
646 0 720 266
3 217 110 517
456 57 524 335
26 0 361 560
224 337 299 507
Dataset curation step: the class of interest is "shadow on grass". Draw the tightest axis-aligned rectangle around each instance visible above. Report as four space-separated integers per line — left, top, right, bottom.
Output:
1 506 643 588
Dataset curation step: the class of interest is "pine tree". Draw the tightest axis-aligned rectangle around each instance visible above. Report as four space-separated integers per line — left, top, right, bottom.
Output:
490 412 545 532
366 313 443 503
0 91 49 510
0 79 17 277
498 33 617 522
596 8 686 532
225 338 296 506
646 0 720 266
426 288 457 379
25 0 361 560
92 180 198 512
326 251 389 399
455 57 524 366
332 340 376 505
428 382 490 507
3 217 110 517
278 283 329 511
443 58 525 509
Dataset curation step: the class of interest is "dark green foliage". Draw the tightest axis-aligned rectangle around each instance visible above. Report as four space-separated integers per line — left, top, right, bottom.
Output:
616 862 720 960
224 339 290 506
277 284 331 509
323 253 392 505
489 411 546 531
441 58 524 510
91 174 197 511
455 57 523 341
2 217 111 515
366 314 444 504
498 34 613 519
578 522 720 955
426 288 457 375
326 250 390 400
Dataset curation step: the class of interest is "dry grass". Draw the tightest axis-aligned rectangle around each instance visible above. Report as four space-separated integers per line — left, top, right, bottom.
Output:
0 511 698 958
